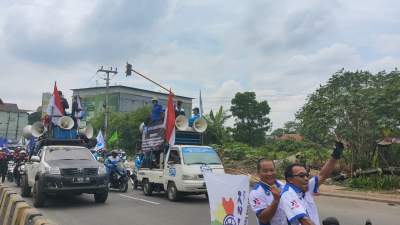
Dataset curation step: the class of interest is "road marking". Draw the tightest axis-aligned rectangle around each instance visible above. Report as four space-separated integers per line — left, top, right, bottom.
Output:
119 194 161 205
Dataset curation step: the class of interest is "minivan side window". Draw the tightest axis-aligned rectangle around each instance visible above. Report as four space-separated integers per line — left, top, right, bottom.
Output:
168 150 181 164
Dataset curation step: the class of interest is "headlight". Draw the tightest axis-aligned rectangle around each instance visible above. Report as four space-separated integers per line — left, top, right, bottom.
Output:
98 166 107 175
45 166 60 175
182 174 200 180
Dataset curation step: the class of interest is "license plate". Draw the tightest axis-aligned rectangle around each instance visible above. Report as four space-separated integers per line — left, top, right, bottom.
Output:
72 177 90 183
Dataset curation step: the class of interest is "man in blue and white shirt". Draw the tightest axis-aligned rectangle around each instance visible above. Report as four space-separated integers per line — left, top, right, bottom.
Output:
249 158 287 225
280 141 344 225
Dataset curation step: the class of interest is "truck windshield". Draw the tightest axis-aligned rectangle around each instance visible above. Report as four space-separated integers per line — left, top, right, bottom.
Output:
182 147 221 165
45 147 94 161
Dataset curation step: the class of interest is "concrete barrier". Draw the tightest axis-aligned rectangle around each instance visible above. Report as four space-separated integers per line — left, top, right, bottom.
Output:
0 185 57 225
0 192 18 222
4 194 28 225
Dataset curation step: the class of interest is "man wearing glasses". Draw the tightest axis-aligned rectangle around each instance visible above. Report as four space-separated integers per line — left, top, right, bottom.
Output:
249 159 287 225
280 141 344 225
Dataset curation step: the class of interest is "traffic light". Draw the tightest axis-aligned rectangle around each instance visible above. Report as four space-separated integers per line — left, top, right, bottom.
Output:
126 62 132 76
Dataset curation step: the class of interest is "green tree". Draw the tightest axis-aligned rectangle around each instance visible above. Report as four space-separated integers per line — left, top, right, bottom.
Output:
89 106 151 155
230 92 272 146
28 106 42 124
296 70 400 169
204 106 231 144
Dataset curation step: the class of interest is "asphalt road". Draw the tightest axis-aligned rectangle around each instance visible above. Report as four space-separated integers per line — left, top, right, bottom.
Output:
3 181 400 225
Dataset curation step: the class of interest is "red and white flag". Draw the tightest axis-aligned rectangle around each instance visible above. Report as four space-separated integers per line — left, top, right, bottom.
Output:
46 82 64 125
164 90 176 145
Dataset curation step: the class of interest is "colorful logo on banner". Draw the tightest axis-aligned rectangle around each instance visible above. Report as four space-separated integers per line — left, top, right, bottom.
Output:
212 191 247 225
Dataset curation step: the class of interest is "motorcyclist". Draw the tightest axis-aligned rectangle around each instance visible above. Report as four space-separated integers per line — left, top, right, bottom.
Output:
104 150 121 181
0 148 9 183
13 150 27 182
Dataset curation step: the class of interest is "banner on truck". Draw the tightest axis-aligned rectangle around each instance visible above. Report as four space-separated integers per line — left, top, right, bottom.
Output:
141 122 165 152
204 173 249 225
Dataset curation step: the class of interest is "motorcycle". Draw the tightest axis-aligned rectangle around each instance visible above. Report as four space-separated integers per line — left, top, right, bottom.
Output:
108 161 129 192
6 161 15 182
13 162 25 187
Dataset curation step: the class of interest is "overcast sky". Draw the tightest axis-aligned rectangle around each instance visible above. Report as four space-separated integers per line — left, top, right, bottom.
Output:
1 0 400 129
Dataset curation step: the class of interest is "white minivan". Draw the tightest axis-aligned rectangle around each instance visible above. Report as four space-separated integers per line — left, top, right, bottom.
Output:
137 145 224 201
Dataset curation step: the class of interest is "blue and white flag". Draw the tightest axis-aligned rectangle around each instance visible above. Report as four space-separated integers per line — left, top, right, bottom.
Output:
95 131 105 150
204 173 250 225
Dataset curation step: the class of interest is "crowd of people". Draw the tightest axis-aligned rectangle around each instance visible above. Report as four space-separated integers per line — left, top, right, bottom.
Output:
0 146 28 183
148 97 200 127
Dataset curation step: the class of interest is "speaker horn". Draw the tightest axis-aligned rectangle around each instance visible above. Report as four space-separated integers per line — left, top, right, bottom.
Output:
31 122 45 137
175 115 189 131
58 116 74 130
22 125 33 139
193 117 207 133
79 124 94 139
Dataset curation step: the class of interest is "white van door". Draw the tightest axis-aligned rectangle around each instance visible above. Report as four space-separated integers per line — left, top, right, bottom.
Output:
164 148 182 187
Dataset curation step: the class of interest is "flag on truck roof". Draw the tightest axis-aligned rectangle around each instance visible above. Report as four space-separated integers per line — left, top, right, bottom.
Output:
164 90 176 146
46 82 64 125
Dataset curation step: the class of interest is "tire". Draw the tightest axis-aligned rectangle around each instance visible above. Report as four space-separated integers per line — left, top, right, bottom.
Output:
167 182 181 202
16 176 21 187
20 174 31 197
142 179 153 196
33 179 45 207
94 189 108 203
120 180 128 193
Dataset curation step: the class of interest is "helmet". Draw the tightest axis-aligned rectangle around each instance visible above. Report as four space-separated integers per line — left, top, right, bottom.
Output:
20 150 27 155
151 97 158 102
111 150 118 157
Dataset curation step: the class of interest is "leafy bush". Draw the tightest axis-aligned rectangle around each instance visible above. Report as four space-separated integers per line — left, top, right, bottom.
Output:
349 175 400 190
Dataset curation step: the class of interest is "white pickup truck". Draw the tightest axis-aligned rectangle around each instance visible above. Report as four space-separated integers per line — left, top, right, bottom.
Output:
137 145 224 201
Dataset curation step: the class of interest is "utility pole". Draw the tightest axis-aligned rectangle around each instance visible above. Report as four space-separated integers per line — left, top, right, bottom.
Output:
97 66 118 147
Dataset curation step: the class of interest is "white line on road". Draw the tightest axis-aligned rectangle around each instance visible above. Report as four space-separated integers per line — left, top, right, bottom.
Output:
119 194 161 205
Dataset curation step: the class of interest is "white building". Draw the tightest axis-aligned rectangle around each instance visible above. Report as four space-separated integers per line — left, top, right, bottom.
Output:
0 99 29 142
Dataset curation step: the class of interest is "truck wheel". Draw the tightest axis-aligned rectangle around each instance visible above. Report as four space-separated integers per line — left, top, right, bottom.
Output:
20 174 31 197
133 180 139 190
167 182 181 202
142 179 153 196
33 180 45 207
94 189 108 203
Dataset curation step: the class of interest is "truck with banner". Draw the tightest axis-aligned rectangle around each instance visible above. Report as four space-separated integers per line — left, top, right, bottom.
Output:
136 95 225 201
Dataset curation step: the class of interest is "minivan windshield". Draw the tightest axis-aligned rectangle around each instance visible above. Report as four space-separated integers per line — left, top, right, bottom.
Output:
45 147 94 161
182 147 221 165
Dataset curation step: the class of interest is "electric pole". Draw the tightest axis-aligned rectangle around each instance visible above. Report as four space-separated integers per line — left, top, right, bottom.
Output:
97 66 118 147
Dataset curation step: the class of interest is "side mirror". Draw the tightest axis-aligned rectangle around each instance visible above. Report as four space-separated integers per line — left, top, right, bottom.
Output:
30 156 40 162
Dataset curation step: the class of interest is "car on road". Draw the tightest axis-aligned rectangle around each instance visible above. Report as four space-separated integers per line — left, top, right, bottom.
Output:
137 145 225 201
21 139 109 207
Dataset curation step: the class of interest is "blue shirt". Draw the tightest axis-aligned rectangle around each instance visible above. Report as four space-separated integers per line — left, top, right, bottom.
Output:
151 104 163 122
189 114 200 127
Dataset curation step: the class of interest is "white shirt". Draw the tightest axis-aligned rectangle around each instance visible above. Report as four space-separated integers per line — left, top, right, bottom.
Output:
249 180 287 225
280 176 320 225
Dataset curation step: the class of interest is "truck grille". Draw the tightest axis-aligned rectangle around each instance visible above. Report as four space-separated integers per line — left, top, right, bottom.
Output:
61 168 98 176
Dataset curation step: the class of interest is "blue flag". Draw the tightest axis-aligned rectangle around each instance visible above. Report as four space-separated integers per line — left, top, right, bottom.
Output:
95 131 105 150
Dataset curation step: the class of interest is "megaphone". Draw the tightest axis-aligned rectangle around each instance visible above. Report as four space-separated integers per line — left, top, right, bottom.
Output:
193 117 207 133
23 125 33 139
79 124 94 139
175 115 189 131
31 121 45 137
58 116 74 130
